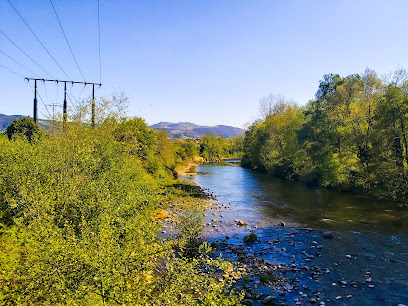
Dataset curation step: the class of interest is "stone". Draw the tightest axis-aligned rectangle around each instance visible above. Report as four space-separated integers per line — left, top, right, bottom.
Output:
309 298 317 303
262 295 276 304
237 220 248 226
241 299 253 306
212 218 218 222
322 231 335 238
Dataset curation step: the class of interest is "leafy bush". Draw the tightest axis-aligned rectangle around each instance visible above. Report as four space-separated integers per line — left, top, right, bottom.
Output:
0 118 241 305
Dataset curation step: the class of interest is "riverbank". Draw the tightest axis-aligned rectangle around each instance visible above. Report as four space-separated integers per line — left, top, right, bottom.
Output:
175 156 204 176
175 156 241 177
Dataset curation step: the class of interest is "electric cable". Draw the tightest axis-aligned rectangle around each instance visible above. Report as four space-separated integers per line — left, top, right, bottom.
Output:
27 80 52 118
97 0 101 83
67 92 79 112
0 49 41 78
0 63 25 78
0 29 55 78
78 83 86 101
49 0 85 81
42 79 50 106
7 0 72 80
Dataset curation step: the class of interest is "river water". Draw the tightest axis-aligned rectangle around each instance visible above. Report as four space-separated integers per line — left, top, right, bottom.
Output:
182 160 408 305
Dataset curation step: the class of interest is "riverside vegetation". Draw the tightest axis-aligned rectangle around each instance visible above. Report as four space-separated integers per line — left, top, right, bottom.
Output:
242 68 408 203
0 96 244 305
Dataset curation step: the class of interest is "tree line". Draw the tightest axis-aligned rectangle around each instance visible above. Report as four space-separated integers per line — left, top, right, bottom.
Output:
242 68 408 202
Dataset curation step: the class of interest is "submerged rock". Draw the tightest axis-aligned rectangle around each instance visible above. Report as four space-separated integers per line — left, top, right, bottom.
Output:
322 231 335 238
262 295 276 304
241 299 253 306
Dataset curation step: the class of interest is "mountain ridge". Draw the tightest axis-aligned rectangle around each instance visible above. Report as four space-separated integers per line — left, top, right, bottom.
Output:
0 115 244 139
150 122 244 139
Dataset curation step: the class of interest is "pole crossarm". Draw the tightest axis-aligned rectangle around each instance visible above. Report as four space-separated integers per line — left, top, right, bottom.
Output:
25 77 101 86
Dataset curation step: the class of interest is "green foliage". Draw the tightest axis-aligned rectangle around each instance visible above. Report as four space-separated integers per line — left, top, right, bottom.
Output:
259 273 277 284
5 116 41 142
200 134 243 161
242 274 252 284
0 110 240 304
242 68 408 202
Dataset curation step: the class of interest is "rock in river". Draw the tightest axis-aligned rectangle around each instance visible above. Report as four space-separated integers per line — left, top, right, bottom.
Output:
236 220 248 226
262 295 276 304
241 299 253 306
322 231 335 238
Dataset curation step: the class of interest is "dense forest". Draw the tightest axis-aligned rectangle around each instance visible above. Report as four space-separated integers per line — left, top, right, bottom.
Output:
0 98 243 305
242 68 408 202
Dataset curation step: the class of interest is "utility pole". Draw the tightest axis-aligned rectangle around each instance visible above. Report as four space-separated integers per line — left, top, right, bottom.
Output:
63 82 67 126
25 78 101 126
46 103 62 122
92 84 95 128
33 79 37 123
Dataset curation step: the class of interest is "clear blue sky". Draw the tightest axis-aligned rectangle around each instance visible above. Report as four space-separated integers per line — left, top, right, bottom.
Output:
1 0 408 128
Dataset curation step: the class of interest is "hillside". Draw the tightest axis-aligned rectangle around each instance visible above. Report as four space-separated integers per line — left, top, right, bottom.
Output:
0 114 50 131
150 122 244 139
1 115 244 139
0 114 24 131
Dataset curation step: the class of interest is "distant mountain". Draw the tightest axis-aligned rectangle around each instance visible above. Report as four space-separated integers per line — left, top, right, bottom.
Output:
0 114 24 131
150 122 244 139
0 114 50 131
0 115 244 139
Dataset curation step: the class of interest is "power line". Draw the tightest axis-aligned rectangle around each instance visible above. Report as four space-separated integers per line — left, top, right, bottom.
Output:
0 29 54 79
97 0 102 84
66 91 79 112
78 83 87 100
38 91 52 118
0 49 41 78
49 0 85 82
0 63 25 78
42 80 50 106
25 77 101 124
7 0 72 81
27 80 52 118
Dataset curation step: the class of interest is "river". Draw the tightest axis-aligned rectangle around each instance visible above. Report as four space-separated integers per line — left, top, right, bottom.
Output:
182 160 408 305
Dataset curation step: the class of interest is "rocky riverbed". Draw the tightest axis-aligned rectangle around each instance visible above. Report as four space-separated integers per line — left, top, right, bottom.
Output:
201 201 408 305
181 161 408 305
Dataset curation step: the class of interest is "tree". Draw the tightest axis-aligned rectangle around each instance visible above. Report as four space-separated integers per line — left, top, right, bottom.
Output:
5 117 41 142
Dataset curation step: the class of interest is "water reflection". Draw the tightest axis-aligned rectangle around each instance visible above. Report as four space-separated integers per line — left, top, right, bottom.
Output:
184 161 408 236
